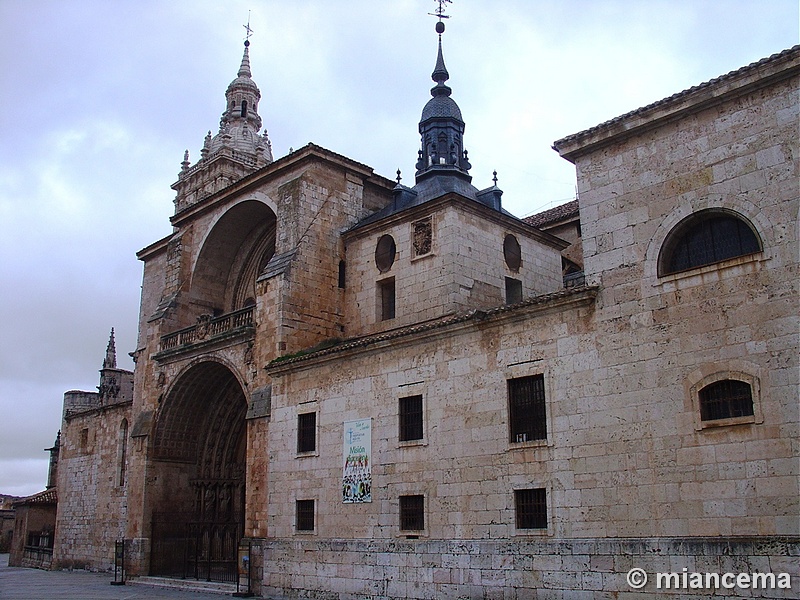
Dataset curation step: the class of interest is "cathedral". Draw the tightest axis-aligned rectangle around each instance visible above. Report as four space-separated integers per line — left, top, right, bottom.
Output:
34 16 799 599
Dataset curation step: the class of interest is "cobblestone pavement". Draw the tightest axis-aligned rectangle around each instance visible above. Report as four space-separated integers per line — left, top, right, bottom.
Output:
0 555 245 599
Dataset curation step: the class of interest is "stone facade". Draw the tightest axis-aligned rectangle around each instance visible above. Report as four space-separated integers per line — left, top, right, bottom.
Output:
53 332 133 570
48 33 798 600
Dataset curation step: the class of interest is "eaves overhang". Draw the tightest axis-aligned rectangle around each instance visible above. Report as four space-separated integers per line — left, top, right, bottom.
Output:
266 285 597 375
343 191 569 252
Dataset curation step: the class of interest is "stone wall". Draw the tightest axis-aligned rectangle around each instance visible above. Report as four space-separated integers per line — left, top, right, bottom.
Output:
54 403 130 571
342 199 565 337
262 537 798 599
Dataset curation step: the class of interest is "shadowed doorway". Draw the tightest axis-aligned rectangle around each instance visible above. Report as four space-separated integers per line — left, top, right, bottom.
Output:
149 361 247 582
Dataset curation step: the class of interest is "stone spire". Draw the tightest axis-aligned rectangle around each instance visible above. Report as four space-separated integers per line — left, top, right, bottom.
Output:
414 19 471 183
209 39 271 158
104 328 117 369
172 34 273 212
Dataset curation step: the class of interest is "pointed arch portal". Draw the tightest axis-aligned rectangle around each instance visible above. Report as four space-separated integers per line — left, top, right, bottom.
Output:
149 361 247 582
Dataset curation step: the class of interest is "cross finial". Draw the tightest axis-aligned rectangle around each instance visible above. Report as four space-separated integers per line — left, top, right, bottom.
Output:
429 0 452 21
396 169 402 184
429 0 452 34
243 11 254 43
492 170 498 185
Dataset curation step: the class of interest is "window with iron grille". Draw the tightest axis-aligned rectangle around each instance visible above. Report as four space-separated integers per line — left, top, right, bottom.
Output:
699 379 754 421
399 494 425 531
399 395 424 442
297 412 316 453
508 375 546 443
295 499 315 531
379 278 396 321
515 488 547 530
659 210 761 276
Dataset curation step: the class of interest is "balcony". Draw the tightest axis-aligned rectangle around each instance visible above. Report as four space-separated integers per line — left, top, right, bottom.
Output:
155 306 255 362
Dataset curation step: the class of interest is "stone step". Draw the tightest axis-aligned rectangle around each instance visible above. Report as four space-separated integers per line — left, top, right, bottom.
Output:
129 575 239 595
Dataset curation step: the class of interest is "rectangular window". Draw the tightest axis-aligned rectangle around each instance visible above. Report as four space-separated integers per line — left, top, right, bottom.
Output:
80 428 89 453
399 494 425 531
297 412 316 453
505 277 523 304
379 278 396 321
515 488 547 530
295 499 315 531
508 375 547 443
399 395 424 442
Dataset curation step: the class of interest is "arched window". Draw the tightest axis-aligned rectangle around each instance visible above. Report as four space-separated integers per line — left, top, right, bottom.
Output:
699 380 754 422
658 210 761 276
241 100 248 118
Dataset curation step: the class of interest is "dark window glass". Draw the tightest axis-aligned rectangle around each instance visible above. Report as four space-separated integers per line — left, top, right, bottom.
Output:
399 495 425 531
508 375 546 443
375 235 396 272
379 278 396 321
505 277 523 304
241 100 248 118
515 488 547 529
503 234 522 271
338 260 346 289
661 212 761 275
699 380 754 421
297 412 316 453
296 499 314 531
399 395 424 441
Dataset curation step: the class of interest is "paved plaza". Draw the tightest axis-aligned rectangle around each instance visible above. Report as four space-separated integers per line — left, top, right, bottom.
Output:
0 554 244 600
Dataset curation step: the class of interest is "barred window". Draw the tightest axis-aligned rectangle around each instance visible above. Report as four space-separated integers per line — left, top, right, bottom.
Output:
699 380 754 422
297 412 316 453
399 395 423 442
399 495 425 531
515 488 547 530
296 499 315 531
508 375 546 443
659 210 761 276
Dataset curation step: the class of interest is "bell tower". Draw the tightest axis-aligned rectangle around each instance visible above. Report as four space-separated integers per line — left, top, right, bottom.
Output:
414 13 471 183
171 34 273 213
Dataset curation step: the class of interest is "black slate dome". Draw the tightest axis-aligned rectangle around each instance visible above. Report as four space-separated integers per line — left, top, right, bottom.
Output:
421 94 463 122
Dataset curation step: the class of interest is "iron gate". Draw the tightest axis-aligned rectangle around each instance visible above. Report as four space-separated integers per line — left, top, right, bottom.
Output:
150 512 241 583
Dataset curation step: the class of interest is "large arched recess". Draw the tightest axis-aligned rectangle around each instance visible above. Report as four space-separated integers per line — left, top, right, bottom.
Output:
190 199 276 317
149 360 247 580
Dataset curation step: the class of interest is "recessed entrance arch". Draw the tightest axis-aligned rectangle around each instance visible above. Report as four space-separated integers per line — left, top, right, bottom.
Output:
149 360 247 582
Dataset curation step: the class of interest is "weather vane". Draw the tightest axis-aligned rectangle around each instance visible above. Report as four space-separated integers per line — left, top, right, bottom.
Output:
429 0 452 33
243 11 254 44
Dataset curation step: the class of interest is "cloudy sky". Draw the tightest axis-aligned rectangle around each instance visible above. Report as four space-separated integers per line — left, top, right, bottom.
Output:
0 0 796 497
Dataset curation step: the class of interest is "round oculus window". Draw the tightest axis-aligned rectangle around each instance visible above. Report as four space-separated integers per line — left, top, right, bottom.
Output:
375 234 396 272
503 234 522 271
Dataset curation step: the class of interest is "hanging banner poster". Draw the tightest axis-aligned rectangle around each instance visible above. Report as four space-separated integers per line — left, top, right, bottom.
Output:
342 418 372 503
